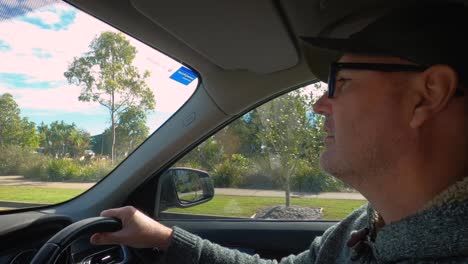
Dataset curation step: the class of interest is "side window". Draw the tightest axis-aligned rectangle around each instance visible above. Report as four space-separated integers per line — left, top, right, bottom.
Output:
159 83 366 221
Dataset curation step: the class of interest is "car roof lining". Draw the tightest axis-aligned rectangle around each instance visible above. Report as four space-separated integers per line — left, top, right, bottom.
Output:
131 0 300 74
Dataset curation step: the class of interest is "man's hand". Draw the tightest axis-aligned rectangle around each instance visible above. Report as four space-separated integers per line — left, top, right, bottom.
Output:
90 206 174 250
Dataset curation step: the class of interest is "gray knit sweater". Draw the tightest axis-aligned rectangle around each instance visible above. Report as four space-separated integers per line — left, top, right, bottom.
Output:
162 180 468 263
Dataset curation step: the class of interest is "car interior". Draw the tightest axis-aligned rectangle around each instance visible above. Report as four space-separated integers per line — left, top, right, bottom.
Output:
0 0 457 263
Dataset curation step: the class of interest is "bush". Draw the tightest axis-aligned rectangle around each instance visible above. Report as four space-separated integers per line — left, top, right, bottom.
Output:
212 154 250 187
290 160 317 192
45 158 114 182
80 159 113 182
291 160 347 193
19 154 49 180
0 145 49 179
0 145 117 182
0 145 32 175
47 159 81 181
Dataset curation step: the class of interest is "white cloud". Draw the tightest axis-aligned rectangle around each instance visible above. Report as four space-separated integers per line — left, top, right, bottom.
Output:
28 8 61 25
0 5 113 80
0 84 102 114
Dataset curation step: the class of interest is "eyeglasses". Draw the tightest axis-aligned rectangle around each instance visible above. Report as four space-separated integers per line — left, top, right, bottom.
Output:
327 62 465 98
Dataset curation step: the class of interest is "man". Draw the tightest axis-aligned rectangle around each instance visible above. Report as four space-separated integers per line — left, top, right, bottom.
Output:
90 3 468 263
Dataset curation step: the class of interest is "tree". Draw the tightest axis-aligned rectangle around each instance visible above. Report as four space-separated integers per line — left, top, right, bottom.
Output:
38 121 90 158
97 107 150 159
0 93 39 149
116 107 149 157
255 88 321 206
0 93 21 147
178 136 224 172
64 31 155 162
19 117 40 149
214 111 263 158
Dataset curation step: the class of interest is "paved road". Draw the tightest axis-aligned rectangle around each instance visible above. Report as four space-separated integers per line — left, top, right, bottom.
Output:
0 175 95 189
215 188 365 200
0 176 366 200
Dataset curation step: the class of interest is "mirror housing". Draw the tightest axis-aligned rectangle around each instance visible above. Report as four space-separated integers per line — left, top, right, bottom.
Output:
156 167 214 212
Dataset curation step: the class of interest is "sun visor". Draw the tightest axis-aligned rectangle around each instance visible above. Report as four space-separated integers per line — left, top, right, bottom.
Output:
131 0 299 74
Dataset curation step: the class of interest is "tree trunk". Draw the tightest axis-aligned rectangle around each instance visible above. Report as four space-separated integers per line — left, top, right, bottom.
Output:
285 174 291 207
111 91 116 163
111 114 116 163
284 158 299 207
100 133 104 155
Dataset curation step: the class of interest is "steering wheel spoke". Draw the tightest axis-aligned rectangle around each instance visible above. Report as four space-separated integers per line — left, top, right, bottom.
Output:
31 217 122 264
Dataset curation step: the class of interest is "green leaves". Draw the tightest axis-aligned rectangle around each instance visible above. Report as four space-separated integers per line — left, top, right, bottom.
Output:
38 121 90 158
0 93 39 149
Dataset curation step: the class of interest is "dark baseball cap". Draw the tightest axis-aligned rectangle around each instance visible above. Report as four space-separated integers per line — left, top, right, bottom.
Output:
302 2 468 84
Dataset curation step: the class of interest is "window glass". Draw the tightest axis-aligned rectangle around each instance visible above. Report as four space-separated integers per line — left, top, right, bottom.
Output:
160 83 366 221
0 1 198 211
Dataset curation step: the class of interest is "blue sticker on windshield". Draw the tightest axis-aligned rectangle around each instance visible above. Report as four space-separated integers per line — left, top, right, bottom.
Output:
170 66 197 85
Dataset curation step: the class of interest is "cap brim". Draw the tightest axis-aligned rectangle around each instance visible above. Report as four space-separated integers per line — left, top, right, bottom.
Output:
301 36 390 82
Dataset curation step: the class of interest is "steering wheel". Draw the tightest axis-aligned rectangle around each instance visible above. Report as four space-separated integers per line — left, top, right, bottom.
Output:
30 217 122 264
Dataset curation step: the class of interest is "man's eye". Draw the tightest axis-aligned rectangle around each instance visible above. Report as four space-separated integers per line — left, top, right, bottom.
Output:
335 77 351 94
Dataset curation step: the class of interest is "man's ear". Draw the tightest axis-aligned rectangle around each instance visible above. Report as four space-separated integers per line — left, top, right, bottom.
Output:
410 65 459 128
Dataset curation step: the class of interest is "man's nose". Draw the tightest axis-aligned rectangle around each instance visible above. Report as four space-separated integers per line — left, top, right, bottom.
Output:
312 92 332 115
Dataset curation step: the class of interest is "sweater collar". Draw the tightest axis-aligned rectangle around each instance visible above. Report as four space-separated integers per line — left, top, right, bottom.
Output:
421 176 468 211
373 177 468 262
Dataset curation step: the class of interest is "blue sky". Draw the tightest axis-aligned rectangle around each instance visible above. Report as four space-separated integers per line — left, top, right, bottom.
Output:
0 40 11 52
0 1 199 136
19 6 76 31
0 73 63 89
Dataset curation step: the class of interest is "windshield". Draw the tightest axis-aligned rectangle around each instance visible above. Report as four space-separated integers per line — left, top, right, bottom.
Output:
0 1 198 211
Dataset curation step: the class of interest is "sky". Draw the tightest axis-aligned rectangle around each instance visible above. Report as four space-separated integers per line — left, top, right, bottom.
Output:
0 0 198 136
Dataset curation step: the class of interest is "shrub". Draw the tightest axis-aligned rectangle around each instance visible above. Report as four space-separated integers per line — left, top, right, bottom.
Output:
0 145 116 182
291 160 347 193
0 145 31 175
47 159 81 181
212 154 250 187
290 160 317 192
0 145 49 179
80 159 113 182
46 158 114 182
19 154 49 180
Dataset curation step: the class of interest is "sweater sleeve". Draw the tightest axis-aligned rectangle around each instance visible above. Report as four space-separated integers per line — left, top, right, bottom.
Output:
161 226 334 264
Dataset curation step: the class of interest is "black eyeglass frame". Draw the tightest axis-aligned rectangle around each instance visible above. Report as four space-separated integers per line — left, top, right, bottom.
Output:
327 62 465 98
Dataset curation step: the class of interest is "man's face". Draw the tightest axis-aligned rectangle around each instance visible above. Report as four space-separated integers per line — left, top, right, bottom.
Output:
313 54 414 187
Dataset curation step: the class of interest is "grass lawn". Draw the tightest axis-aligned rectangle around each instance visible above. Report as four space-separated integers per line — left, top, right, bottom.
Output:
166 195 366 220
0 186 366 220
0 186 85 204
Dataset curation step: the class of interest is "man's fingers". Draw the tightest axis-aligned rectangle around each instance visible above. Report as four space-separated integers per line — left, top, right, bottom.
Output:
100 208 121 218
90 232 120 245
92 207 138 246
100 206 136 219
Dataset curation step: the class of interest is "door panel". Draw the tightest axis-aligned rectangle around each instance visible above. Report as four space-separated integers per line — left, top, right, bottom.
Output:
160 218 336 260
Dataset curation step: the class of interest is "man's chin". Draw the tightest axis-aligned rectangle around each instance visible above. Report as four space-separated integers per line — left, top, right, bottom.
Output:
319 150 345 179
320 152 360 188
324 136 335 144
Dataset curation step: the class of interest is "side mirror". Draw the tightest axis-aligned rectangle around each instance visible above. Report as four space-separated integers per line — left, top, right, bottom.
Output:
156 167 214 212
